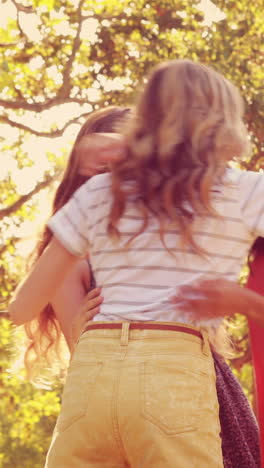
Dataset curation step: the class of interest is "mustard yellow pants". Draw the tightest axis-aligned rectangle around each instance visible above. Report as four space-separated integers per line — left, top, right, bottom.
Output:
45 322 224 467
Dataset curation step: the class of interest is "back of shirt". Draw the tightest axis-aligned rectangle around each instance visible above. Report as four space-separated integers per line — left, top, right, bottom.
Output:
48 168 264 327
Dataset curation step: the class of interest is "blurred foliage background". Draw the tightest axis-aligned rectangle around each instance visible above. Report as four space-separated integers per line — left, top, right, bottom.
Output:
0 0 263 466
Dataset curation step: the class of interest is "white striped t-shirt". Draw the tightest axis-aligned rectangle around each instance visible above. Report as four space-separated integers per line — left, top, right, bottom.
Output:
48 168 264 327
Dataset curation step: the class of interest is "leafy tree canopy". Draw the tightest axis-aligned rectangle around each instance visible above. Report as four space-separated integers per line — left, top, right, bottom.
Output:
0 0 263 465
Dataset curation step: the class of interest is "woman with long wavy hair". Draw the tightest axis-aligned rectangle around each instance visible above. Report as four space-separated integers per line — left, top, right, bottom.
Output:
9 59 264 467
23 106 129 375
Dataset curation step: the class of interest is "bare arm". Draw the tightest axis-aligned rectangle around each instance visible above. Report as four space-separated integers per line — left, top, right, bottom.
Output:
52 263 103 353
9 238 78 326
171 278 264 326
51 259 90 349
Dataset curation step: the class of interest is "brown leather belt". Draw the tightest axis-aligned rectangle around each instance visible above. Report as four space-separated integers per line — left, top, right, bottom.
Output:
83 322 202 340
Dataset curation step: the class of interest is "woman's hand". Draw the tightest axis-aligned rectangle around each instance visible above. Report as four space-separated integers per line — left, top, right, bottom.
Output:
76 133 126 177
170 278 254 321
70 287 103 351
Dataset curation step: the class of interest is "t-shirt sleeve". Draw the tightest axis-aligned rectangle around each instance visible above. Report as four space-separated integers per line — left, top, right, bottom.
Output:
48 181 91 257
239 170 264 237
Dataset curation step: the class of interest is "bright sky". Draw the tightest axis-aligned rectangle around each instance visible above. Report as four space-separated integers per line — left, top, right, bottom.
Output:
0 0 225 254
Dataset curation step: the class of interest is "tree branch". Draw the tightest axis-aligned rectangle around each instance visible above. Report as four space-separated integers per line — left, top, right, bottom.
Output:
57 0 85 100
0 97 93 112
10 0 34 14
0 112 92 138
0 173 60 221
0 41 24 48
81 12 131 22
0 244 9 257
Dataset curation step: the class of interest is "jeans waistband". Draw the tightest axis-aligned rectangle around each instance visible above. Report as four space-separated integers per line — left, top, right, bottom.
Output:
83 321 203 340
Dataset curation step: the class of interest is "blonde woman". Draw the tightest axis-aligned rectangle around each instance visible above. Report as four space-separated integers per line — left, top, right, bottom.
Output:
9 59 264 467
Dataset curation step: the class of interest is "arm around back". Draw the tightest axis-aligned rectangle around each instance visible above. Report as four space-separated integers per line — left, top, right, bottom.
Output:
9 237 78 326
51 259 90 349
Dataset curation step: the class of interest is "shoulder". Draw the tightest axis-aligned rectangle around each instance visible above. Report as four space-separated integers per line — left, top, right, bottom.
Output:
72 173 112 211
237 170 264 207
84 173 111 192
224 167 264 194
75 173 111 202
226 167 263 184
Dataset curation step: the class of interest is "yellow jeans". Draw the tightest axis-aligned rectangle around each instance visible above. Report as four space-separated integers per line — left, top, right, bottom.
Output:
45 322 224 468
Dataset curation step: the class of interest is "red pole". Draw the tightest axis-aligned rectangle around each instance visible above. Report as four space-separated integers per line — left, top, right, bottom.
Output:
248 319 264 464
246 253 264 466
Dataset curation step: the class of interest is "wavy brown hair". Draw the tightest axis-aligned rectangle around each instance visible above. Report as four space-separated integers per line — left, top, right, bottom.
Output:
108 60 249 253
24 106 129 376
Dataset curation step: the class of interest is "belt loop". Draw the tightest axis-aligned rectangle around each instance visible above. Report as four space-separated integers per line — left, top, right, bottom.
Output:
120 322 130 347
201 329 210 356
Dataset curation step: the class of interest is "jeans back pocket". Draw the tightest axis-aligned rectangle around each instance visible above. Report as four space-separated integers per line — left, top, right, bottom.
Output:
140 360 208 435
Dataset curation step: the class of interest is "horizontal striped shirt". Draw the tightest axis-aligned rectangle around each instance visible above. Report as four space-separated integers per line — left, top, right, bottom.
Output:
48 168 264 327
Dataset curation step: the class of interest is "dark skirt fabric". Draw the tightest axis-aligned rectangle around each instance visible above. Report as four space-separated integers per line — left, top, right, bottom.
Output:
213 350 261 468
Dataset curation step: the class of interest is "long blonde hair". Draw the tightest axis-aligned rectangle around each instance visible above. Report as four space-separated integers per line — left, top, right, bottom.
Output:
108 60 248 252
